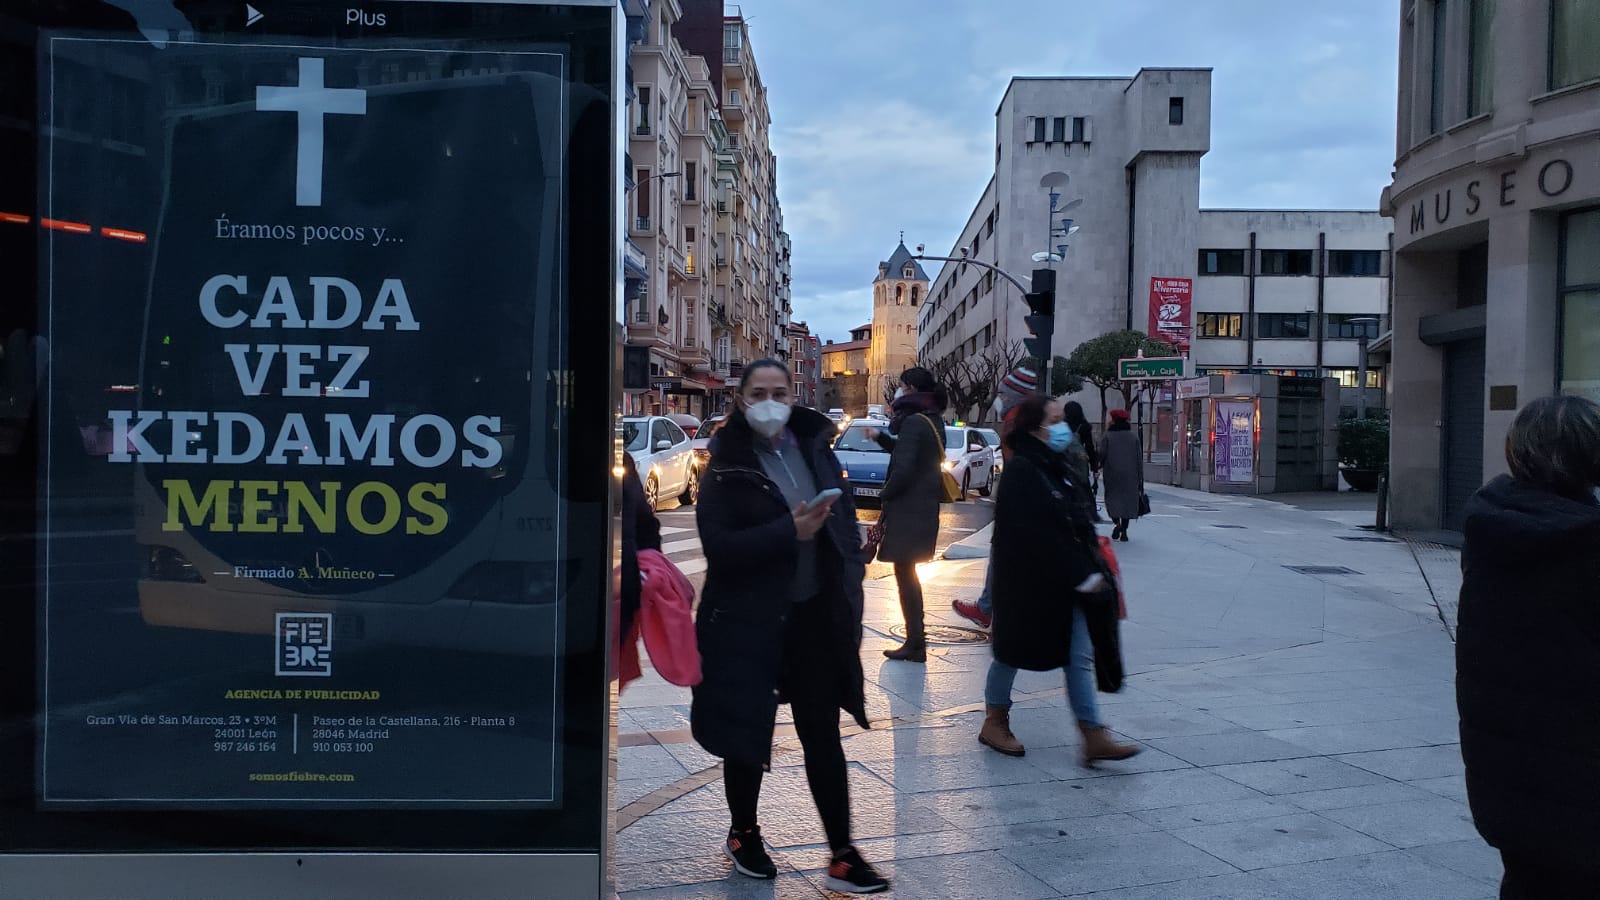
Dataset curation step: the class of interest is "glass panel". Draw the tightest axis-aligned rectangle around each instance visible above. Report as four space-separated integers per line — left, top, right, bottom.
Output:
1468 0 1494 115
1552 0 1600 89
1563 209 1600 287
1430 0 1448 131
1561 290 1600 404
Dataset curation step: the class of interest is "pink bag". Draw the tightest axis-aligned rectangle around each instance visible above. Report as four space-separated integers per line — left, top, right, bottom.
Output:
632 549 702 688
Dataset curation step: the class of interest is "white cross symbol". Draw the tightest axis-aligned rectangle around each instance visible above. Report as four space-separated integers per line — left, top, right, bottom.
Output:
256 58 366 207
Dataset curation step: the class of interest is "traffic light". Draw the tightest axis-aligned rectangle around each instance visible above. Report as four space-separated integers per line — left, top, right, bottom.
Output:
1023 268 1056 364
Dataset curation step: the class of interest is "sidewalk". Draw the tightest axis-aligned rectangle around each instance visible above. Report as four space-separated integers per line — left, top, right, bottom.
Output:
612 485 1494 899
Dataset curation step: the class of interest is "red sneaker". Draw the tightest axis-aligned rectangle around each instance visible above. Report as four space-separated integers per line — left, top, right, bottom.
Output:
952 598 991 629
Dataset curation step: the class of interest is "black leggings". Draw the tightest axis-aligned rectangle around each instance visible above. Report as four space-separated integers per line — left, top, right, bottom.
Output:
724 601 852 852
893 560 925 642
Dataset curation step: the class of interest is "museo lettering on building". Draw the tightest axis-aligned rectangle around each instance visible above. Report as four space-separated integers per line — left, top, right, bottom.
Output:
1378 0 1599 533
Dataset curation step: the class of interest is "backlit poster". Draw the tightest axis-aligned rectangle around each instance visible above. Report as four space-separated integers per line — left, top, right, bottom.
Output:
37 36 570 806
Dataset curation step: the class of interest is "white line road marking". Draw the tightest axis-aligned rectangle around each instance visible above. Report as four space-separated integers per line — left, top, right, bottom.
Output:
659 526 694 537
679 558 707 576
661 538 700 555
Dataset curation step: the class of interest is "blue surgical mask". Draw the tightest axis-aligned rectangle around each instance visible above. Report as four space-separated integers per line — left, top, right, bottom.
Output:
1046 422 1074 453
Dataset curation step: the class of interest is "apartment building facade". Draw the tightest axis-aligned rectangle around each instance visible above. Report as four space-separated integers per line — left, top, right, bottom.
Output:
622 0 787 417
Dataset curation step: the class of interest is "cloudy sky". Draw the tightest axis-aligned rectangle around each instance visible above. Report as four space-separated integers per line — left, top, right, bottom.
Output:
738 0 1400 344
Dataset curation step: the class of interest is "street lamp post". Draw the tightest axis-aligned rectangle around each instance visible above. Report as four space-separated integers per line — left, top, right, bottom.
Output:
1349 316 1381 419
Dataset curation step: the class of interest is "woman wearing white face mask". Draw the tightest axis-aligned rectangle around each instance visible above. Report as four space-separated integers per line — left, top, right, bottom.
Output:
690 360 888 894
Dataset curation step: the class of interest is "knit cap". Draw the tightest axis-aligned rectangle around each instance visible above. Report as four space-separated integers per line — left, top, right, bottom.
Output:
997 365 1039 414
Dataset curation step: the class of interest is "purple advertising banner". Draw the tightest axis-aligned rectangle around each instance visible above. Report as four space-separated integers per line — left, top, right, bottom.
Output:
1214 401 1255 484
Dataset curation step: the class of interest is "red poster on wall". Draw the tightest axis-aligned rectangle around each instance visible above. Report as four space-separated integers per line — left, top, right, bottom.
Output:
1148 277 1193 353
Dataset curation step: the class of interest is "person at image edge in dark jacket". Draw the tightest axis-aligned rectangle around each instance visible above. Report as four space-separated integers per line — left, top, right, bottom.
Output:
690 359 889 894
1457 395 1600 899
868 366 947 663
617 453 661 643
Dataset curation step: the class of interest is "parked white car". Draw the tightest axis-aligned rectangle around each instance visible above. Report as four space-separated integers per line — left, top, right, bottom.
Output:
622 415 697 510
944 425 997 498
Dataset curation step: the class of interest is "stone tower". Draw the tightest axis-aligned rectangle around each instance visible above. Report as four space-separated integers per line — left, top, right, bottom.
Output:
868 240 928 405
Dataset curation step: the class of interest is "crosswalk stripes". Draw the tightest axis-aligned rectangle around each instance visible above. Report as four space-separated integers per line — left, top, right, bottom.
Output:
655 509 707 577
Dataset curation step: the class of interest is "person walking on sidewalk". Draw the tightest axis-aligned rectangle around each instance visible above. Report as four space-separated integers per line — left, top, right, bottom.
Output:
1100 409 1144 542
869 366 946 663
953 365 1036 630
978 393 1141 764
691 359 889 894
1457 395 1600 899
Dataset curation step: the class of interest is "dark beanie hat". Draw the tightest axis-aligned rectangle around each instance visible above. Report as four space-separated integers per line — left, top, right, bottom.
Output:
899 366 937 393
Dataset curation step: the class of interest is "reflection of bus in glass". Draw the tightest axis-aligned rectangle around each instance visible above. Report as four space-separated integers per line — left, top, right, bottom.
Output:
127 53 570 657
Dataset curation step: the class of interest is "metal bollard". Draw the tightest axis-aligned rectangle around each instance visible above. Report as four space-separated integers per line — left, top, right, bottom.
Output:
1375 465 1390 532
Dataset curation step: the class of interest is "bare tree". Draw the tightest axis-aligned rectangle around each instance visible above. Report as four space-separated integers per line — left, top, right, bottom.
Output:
929 340 1026 424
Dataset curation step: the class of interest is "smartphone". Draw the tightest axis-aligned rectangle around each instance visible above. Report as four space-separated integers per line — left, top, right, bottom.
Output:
810 488 844 506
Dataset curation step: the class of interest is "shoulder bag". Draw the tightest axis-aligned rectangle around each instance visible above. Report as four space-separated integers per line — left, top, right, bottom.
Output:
920 415 964 503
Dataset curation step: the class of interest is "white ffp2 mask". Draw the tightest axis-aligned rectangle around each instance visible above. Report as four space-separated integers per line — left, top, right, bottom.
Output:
745 400 792 438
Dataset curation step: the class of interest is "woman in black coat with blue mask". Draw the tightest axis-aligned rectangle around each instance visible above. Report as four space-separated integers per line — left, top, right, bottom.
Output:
690 359 888 895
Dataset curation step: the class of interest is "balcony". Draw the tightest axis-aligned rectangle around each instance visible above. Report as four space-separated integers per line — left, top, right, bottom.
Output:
679 334 710 367
632 215 651 234
722 94 745 124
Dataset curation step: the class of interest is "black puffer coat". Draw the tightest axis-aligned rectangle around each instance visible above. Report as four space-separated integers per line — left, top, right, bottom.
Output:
1457 475 1600 873
690 406 870 769
990 435 1112 672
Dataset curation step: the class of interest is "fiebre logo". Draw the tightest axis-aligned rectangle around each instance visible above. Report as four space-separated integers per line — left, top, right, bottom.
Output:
275 612 334 676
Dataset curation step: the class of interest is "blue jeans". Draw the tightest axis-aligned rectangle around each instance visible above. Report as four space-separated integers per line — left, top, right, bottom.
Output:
977 559 994 615
984 605 1100 727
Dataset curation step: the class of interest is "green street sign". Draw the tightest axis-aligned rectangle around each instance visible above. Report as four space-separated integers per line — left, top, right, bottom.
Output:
1118 357 1187 380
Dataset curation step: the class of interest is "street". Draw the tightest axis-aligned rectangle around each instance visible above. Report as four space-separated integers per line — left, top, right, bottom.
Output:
612 485 1491 899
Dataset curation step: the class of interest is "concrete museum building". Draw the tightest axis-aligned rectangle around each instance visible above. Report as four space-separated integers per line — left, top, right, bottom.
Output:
917 70 1394 488
1379 0 1600 532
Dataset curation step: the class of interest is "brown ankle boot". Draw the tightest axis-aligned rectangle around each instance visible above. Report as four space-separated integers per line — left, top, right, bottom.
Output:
1078 723 1140 766
979 705 1026 757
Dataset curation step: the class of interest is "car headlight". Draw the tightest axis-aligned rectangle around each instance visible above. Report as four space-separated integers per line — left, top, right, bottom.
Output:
942 460 954 471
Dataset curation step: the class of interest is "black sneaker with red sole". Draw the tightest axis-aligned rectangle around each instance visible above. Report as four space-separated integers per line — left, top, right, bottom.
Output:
825 846 889 894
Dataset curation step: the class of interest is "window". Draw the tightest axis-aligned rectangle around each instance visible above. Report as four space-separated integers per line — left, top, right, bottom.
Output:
685 163 697 201
635 168 650 220
1032 117 1046 143
1328 368 1384 388
1260 249 1315 276
904 264 915 277
1468 0 1493 115
896 284 904 303
911 286 919 306
650 420 672 447
1169 97 1184 125
1257 313 1313 339
1327 249 1383 276
1429 0 1447 133
1198 249 1247 275
1196 313 1244 338
1072 116 1086 142
1552 0 1600 89
636 86 651 133
1560 208 1600 404
1051 116 1066 142
1325 314 1381 340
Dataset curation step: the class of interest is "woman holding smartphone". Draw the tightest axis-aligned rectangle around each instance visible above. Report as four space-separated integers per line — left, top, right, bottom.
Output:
691 359 889 894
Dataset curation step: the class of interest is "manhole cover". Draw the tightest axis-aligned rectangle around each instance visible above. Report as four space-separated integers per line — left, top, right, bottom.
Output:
1212 524 1246 529
1338 536 1396 543
1285 565 1361 576
887 624 989 645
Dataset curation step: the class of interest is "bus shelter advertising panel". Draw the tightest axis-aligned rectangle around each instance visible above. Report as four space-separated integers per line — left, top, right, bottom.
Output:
1 0 617 891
